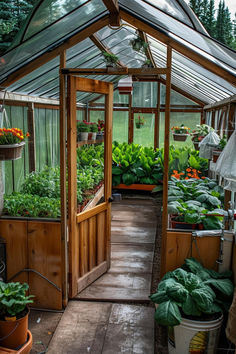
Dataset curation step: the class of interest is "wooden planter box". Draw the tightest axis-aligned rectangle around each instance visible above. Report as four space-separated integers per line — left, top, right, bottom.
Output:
169 215 204 230
114 184 156 191
212 150 222 163
0 218 62 310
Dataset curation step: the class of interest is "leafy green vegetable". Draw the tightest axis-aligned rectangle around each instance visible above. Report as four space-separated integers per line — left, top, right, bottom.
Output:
154 301 181 326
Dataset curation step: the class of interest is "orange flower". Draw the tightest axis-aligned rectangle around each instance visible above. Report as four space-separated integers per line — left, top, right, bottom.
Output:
186 168 191 172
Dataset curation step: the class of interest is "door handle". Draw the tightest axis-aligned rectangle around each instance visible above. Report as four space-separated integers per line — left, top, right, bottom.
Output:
108 196 114 203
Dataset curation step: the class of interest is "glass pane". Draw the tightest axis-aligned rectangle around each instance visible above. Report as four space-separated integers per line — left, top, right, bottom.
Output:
113 90 129 105
133 113 155 147
24 0 89 40
112 111 128 143
0 0 107 83
119 0 236 73
133 82 157 107
161 84 200 105
159 111 201 148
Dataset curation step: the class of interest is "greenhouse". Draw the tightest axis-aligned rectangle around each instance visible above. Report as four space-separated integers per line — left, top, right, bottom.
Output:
0 0 236 352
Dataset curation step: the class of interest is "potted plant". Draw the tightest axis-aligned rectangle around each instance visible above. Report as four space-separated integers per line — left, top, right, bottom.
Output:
97 119 105 141
142 59 152 68
0 128 29 161
130 34 148 53
90 123 98 141
102 51 119 68
171 124 190 142
135 116 145 129
0 281 34 351
191 124 212 150
77 121 90 141
150 258 234 354
212 135 227 163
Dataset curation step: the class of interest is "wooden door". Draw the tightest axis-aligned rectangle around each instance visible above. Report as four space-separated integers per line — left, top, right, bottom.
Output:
67 76 113 298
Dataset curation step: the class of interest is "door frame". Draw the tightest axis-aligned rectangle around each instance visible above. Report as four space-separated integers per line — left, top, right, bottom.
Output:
67 75 113 298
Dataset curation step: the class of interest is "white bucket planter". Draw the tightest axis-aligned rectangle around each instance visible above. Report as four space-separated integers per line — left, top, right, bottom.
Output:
168 315 223 354
91 132 97 141
80 132 88 141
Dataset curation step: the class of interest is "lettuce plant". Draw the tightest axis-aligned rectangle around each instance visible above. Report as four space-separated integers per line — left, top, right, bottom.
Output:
150 258 233 327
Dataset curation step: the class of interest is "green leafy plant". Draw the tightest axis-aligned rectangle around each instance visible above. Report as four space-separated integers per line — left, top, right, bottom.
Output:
0 282 34 317
150 258 233 326
90 123 98 132
77 121 90 132
102 51 119 66
130 35 148 53
218 135 227 150
142 59 152 67
191 124 212 142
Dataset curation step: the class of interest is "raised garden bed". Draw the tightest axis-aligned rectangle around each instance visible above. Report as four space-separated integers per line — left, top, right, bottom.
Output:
114 184 156 191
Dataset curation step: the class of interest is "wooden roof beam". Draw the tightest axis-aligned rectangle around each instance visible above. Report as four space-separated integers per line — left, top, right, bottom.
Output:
102 0 120 26
138 30 156 68
89 34 126 68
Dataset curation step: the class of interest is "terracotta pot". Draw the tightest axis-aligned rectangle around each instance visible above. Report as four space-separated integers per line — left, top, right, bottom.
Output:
173 133 188 142
0 309 29 350
0 330 32 354
0 142 25 161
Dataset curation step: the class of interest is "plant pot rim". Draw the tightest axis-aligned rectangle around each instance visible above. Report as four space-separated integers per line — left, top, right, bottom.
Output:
173 133 189 136
0 142 25 148
0 307 29 323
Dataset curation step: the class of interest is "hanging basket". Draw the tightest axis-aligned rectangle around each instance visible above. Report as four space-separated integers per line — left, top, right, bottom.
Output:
0 142 25 161
173 133 189 142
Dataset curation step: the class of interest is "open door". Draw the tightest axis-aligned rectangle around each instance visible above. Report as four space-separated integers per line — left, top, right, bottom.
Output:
67 75 113 298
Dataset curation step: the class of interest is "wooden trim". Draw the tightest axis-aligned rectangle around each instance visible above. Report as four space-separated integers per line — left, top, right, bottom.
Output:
104 83 113 201
128 93 133 143
67 75 79 298
228 103 236 139
211 110 216 130
75 76 110 94
27 102 36 172
77 261 108 294
60 51 68 308
114 183 156 191
76 202 108 223
76 138 104 147
155 81 161 149
62 68 168 75
102 0 119 13
2 16 110 88
161 46 172 277
82 185 104 212
120 10 236 86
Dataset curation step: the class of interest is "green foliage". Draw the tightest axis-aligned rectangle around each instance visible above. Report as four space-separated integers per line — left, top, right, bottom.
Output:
0 282 34 317
102 51 119 65
77 121 90 133
150 257 233 326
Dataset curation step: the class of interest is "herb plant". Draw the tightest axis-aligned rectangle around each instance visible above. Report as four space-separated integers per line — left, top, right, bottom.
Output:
150 258 234 327
0 282 34 317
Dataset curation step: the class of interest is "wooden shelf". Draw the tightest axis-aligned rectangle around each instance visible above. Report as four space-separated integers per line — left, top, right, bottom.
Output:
77 138 104 147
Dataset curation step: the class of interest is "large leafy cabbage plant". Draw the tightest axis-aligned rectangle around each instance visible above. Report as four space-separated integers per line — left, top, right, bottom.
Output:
150 258 233 326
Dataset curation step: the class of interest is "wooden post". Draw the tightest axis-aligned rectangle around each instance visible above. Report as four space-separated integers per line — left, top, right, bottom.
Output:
227 102 235 139
59 51 68 307
154 81 161 149
27 102 36 172
211 109 216 130
160 46 172 277
104 83 113 268
128 93 133 143
67 75 79 298
200 109 204 124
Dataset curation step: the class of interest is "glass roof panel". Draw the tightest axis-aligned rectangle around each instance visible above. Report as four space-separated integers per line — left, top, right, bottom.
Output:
24 0 89 41
0 1 107 83
119 0 236 75
144 0 193 27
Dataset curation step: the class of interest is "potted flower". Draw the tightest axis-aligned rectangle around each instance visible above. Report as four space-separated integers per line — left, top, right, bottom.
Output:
135 116 145 129
102 52 119 68
97 119 105 141
90 123 98 141
150 258 234 353
212 135 227 163
0 128 29 161
130 34 148 53
77 121 90 141
0 281 34 351
171 124 190 142
191 124 212 150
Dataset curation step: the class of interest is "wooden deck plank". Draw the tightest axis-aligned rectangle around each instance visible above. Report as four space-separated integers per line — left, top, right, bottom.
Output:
47 302 154 353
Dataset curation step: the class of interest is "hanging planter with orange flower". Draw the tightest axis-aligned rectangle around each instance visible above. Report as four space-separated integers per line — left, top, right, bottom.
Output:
171 124 190 141
0 128 29 161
